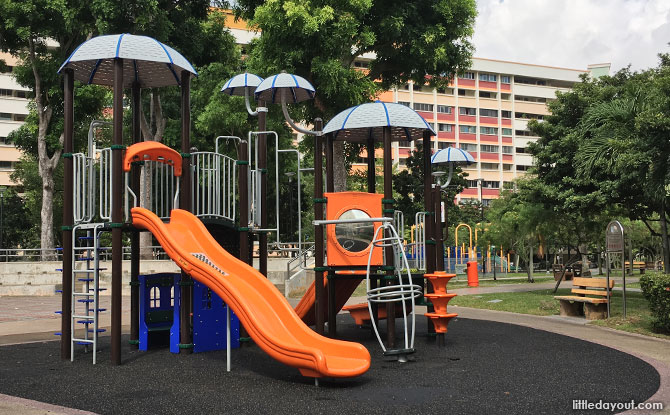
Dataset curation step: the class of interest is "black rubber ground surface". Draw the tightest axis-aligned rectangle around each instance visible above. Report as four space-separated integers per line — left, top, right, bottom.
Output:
0 317 660 415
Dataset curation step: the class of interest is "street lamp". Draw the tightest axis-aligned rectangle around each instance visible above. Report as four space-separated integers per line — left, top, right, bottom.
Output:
432 171 446 271
0 186 6 258
491 245 497 281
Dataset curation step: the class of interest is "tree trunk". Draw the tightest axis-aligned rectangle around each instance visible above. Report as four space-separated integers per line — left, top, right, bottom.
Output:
660 199 670 274
527 245 534 282
332 141 347 192
40 167 56 260
597 249 603 275
579 243 589 275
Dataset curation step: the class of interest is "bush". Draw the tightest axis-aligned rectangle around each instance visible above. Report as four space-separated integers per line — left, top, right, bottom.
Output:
639 273 670 333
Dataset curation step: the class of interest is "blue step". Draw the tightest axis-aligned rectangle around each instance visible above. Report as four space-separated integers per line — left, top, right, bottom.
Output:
54 311 62 314
55 290 63 294
54 332 62 336
75 341 90 345
77 320 92 324
55 268 63 272
89 308 106 313
78 278 94 282
90 288 107 292
78 236 94 240
87 328 106 333
76 257 94 261
77 299 94 303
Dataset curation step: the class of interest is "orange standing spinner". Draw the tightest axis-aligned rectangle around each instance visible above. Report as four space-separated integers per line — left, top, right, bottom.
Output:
325 192 383 267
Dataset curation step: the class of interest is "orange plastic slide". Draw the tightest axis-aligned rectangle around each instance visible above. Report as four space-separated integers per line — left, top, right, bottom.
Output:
131 207 370 378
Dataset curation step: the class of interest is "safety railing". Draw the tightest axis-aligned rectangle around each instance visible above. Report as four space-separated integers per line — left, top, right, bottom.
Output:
191 151 236 222
411 212 426 271
73 153 96 224
285 243 316 280
98 148 113 221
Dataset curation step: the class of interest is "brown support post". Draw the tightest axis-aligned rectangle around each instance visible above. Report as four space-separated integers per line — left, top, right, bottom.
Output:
313 119 325 335
435 186 444 271
325 134 335 337
61 68 74 360
238 139 249 264
258 102 268 277
130 82 141 348
423 130 435 337
383 127 395 349
179 71 193 354
423 131 435 273
366 136 378 329
366 137 375 193
111 59 124 365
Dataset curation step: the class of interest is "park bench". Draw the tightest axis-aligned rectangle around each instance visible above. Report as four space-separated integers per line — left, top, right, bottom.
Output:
624 261 646 274
554 277 615 320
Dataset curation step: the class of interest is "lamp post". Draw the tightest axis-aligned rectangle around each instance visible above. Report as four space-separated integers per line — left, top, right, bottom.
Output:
0 186 6 259
491 245 497 281
285 171 296 255
432 171 446 271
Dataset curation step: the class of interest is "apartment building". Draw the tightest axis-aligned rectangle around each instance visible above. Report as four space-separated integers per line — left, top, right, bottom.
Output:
0 52 29 187
369 58 608 205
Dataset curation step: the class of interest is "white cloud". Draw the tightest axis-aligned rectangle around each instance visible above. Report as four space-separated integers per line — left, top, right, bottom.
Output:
472 0 670 73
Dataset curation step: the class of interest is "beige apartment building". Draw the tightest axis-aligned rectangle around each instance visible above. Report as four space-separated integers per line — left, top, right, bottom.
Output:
367 59 610 205
0 52 29 187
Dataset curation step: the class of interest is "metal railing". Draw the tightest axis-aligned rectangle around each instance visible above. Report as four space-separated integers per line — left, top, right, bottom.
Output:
411 212 426 271
73 153 96 224
285 243 316 280
98 148 112 221
191 151 236 221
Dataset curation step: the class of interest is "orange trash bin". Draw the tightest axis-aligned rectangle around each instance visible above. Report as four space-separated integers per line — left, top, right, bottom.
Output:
467 261 479 287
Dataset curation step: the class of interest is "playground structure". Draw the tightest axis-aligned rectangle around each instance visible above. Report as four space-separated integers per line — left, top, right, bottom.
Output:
56 33 468 380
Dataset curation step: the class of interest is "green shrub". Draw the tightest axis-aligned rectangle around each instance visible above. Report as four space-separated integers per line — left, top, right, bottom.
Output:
639 273 670 333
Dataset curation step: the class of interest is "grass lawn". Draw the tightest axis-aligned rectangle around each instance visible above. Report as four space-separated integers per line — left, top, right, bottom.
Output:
450 289 670 340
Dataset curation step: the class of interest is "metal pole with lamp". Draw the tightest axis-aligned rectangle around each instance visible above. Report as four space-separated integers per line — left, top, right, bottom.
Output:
0 186 5 259
431 171 446 271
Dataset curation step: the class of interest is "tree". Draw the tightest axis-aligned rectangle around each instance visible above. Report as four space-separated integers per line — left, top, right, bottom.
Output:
235 0 477 191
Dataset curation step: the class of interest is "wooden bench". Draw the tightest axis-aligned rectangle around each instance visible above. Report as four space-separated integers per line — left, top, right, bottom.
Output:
624 261 646 274
554 277 615 320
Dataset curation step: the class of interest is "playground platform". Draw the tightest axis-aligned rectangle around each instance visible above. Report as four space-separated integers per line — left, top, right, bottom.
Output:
0 290 667 414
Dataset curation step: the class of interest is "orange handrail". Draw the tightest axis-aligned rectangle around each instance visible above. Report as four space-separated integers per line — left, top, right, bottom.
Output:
123 141 182 176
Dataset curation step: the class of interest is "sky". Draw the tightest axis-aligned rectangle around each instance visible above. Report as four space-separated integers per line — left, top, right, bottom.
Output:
472 0 670 72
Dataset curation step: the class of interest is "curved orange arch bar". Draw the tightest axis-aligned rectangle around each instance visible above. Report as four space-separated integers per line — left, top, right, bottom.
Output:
123 141 182 176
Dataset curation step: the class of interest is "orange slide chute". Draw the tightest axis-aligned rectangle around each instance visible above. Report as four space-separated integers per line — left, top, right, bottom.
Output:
131 207 370 378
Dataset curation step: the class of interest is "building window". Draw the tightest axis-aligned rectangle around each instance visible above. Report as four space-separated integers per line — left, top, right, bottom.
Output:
501 110 512 118
354 60 369 68
398 140 411 148
414 84 431 93
398 101 410 107
479 91 497 99
413 103 434 112
515 95 547 103
501 93 511 100
502 164 513 171
479 73 497 82
481 180 499 189
437 105 452 114
15 91 27 99
515 130 537 137
480 109 498 118
502 146 513 154
0 89 12 97
480 127 498 135
0 113 11 121
480 145 499 153
460 72 475 80
438 87 454 95
13 114 26 122
458 89 475 97
515 112 545 120
515 77 547 86
516 165 531 171
516 147 526 153
501 75 511 84
502 128 512 136
466 180 479 188
459 107 476 116
459 125 476 134
459 143 477 152
438 123 453 132
481 163 499 170
437 142 454 149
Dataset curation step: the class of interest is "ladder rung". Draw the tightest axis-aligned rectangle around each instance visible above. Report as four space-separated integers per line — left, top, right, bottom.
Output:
76 257 95 261
55 290 63 293
77 299 94 303
87 329 106 333
78 278 94 282
90 288 107 292
54 332 62 336
55 268 63 272
72 338 94 344
73 315 95 320
54 311 62 314
75 341 92 346
77 320 92 324
78 236 95 240
90 308 106 313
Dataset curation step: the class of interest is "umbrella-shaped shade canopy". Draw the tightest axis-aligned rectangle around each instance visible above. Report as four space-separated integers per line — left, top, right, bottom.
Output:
322 101 436 143
431 147 475 165
221 72 264 96
254 72 315 103
58 34 197 88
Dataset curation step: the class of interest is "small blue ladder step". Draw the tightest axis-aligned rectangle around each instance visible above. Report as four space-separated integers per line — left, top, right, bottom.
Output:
78 278 94 282
54 332 62 336
55 290 63 294
54 311 62 314
77 320 92 324
87 328 106 333
90 288 107 292
55 268 63 272
78 236 95 240
77 299 94 303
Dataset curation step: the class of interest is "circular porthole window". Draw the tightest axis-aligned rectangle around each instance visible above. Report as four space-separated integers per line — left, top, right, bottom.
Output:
335 209 374 253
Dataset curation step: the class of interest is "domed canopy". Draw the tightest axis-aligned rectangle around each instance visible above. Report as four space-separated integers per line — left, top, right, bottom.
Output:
254 72 315 103
58 34 197 88
431 147 475 165
221 72 264 96
322 101 436 143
